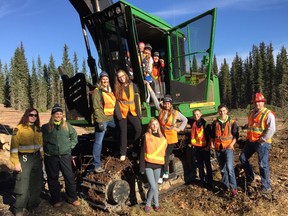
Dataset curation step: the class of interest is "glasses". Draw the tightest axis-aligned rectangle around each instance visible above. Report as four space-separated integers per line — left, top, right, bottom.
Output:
29 114 38 117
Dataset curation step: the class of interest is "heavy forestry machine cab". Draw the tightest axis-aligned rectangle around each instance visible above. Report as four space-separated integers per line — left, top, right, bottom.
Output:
64 0 220 126
63 0 221 212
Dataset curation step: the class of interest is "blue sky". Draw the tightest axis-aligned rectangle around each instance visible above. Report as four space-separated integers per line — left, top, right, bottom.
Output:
0 0 288 69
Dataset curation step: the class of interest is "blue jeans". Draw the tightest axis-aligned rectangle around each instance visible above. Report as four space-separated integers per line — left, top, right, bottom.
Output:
145 168 161 207
216 149 237 190
92 119 116 168
239 141 271 190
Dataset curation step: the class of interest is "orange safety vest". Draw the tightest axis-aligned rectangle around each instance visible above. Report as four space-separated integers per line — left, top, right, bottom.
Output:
159 109 179 144
145 133 167 165
118 83 137 118
214 119 234 150
191 121 207 147
102 91 116 116
152 66 160 80
247 108 272 143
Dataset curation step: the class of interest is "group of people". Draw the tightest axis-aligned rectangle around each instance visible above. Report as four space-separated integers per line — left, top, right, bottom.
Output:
141 86 276 212
188 93 275 198
92 69 142 165
139 42 165 101
10 104 80 216
10 66 275 214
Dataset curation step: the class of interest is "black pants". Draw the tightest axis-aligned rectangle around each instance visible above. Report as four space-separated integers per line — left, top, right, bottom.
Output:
164 144 175 173
118 113 142 156
194 147 213 186
44 154 77 204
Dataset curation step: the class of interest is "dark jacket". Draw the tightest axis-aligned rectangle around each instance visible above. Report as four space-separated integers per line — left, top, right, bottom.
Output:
42 122 78 156
188 117 211 146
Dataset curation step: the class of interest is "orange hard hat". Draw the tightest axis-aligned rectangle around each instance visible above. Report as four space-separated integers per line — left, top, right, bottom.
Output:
253 93 266 103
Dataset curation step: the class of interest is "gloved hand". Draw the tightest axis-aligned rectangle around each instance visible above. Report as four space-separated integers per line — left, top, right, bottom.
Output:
96 122 105 132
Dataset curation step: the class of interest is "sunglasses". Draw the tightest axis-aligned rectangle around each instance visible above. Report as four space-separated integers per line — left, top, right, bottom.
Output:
29 114 38 117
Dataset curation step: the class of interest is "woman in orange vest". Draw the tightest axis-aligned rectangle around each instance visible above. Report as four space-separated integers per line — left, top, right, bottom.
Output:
91 72 116 172
114 69 142 161
145 82 187 181
139 118 167 213
211 104 239 197
190 109 213 189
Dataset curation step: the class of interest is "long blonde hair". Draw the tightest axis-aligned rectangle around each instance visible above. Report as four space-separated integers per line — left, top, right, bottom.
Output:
114 69 130 100
147 118 164 137
47 114 68 132
160 105 175 118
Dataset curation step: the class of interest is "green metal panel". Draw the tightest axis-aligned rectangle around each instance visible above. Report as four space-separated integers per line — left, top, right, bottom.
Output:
67 1 220 126
120 0 172 30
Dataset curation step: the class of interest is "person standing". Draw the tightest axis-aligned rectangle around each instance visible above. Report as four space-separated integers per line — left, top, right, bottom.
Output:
10 108 43 216
145 82 187 181
139 118 167 213
91 71 116 172
151 51 165 99
190 109 213 189
211 104 239 197
142 43 153 77
114 69 142 161
239 93 276 195
42 104 80 207
142 43 154 103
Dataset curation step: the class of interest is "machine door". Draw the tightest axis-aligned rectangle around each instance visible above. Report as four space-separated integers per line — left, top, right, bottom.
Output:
167 8 217 103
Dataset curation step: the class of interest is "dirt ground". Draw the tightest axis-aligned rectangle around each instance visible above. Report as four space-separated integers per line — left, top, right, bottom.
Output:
0 106 288 216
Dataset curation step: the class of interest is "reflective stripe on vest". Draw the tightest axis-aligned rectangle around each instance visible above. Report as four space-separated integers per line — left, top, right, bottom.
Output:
145 133 167 165
18 144 41 151
247 108 272 143
119 83 137 118
191 121 207 147
12 144 42 153
102 91 116 116
159 110 179 144
214 120 234 150
159 110 178 130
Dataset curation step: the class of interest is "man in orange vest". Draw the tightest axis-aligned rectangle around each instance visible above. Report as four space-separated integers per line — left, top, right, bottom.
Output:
211 104 239 197
239 93 276 195
92 72 116 172
190 109 213 189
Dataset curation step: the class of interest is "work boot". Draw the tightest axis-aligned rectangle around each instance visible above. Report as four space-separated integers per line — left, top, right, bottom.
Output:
261 189 272 200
